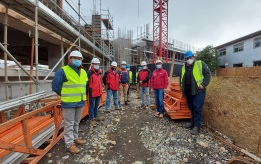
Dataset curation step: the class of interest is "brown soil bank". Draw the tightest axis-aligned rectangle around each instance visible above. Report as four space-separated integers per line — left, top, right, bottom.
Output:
203 77 261 156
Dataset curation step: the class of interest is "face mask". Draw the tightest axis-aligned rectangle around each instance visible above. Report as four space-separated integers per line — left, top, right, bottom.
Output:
111 67 116 70
186 59 194 65
142 66 147 70
121 66 126 69
156 64 162 69
72 59 81 67
94 65 99 70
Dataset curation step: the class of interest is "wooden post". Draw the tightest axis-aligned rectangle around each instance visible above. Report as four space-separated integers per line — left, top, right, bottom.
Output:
169 51 176 78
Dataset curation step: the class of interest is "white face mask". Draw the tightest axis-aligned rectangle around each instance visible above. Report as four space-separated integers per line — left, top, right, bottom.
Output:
186 59 194 65
142 66 146 69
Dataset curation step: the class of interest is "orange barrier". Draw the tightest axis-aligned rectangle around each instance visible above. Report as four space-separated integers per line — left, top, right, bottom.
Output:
164 83 191 119
0 90 106 164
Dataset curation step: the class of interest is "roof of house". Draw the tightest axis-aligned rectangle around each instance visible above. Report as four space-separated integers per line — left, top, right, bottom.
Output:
215 30 261 49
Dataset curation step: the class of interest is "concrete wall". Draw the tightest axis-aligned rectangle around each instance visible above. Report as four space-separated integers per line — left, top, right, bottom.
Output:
219 35 261 67
48 45 64 71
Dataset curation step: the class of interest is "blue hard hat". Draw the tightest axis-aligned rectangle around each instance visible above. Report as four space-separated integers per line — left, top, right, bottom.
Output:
126 64 130 68
184 50 194 59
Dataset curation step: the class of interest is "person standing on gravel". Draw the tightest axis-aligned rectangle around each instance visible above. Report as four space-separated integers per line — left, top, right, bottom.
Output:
137 61 151 109
151 60 169 118
136 66 142 99
126 64 132 102
87 58 103 126
102 61 121 112
118 61 130 106
180 50 211 135
52 50 87 154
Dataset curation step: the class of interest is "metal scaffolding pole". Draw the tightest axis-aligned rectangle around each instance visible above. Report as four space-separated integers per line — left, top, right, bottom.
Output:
43 37 80 81
0 43 38 83
78 0 81 51
3 7 8 101
61 36 64 66
35 0 39 92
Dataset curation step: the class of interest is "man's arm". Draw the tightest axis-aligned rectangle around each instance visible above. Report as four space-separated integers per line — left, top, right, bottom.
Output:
164 70 169 89
52 68 67 96
201 62 211 88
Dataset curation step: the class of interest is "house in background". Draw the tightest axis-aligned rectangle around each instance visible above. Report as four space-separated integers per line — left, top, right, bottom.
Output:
216 30 261 68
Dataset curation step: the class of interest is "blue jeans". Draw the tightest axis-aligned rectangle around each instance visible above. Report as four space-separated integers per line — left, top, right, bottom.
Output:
154 89 164 114
89 96 101 120
185 91 206 128
105 89 119 110
140 86 150 105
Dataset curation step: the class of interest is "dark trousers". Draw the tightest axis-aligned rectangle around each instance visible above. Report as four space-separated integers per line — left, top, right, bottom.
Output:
89 96 101 120
154 89 164 114
185 91 206 128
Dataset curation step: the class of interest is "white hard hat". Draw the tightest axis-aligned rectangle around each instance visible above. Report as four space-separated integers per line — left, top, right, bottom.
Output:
69 50 83 59
111 61 117 67
121 61 127 65
91 58 100 64
156 60 162 64
141 61 147 66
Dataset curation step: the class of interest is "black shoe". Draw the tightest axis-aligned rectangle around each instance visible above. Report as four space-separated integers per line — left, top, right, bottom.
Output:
191 126 200 135
125 101 130 105
184 124 194 129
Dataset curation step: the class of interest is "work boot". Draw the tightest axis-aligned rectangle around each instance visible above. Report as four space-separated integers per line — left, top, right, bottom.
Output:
95 116 104 121
67 144 80 154
125 101 130 105
90 120 97 126
118 101 121 107
105 109 111 113
115 107 121 110
191 126 200 135
74 138 86 145
154 112 160 117
184 123 194 129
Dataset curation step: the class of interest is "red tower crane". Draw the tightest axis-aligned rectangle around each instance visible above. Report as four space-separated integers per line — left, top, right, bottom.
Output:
152 0 168 63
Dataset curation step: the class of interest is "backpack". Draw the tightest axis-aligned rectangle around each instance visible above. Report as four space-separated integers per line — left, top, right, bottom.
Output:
120 70 129 84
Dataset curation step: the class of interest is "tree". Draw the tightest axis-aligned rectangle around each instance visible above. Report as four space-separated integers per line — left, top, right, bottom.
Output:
196 45 219 72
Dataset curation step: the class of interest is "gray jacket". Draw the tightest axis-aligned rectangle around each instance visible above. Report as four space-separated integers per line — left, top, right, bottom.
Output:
180 60 211 95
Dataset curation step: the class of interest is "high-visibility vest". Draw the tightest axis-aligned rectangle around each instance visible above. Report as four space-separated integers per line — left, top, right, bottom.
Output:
181 60 204 89
61 65 88 102
129 71 133 84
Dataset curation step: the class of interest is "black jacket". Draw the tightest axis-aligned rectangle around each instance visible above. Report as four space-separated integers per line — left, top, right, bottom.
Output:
180 60 211 95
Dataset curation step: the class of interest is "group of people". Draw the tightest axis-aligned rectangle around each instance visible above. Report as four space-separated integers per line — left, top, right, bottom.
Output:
52 50 210 154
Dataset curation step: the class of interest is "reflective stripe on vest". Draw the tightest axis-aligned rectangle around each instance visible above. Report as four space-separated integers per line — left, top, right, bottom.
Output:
181 60 203 89
61 65 88 102
129 71 133 83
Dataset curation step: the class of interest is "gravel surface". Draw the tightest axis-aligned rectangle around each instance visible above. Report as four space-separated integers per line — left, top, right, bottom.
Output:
39 90 243 164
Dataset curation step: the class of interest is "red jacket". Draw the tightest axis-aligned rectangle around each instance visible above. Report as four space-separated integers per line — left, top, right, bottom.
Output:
87 67 102 97
151 68 169 89
138 69 151 87
104 69 120 91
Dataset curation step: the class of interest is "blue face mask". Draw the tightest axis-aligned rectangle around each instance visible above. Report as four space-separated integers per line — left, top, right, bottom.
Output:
72 59 81 67
94 65 99 70
121 66 126 69
156 64 162 69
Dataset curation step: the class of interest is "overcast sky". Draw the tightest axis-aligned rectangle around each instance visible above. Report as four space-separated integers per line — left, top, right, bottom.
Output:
64 0 261 49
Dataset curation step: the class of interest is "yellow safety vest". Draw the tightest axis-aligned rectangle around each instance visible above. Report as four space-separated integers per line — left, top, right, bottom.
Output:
181 60 204 89
61 65 88 102
129 71 133 83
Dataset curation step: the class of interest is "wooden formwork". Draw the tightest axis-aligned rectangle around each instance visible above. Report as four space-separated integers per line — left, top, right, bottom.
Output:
164 83 191 119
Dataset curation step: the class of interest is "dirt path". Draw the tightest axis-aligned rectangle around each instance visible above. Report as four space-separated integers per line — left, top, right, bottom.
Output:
39 90 239 164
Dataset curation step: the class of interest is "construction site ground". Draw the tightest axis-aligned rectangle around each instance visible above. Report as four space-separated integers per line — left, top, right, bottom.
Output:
39 89 241 164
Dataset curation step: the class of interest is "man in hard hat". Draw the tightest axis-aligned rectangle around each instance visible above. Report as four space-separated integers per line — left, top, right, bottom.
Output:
151 60 169 118
102 61 120 112
126 64 132 102
118 61 130 105
180 50 211 135
87 58 103 127
52 50 87 154
137 61 151 109
136 66 142 99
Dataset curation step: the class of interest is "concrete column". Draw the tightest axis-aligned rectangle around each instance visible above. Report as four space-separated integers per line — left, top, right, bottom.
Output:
48 45 63 71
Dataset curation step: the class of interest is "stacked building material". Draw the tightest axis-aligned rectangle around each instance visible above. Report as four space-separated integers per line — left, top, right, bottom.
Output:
164 82 191 119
